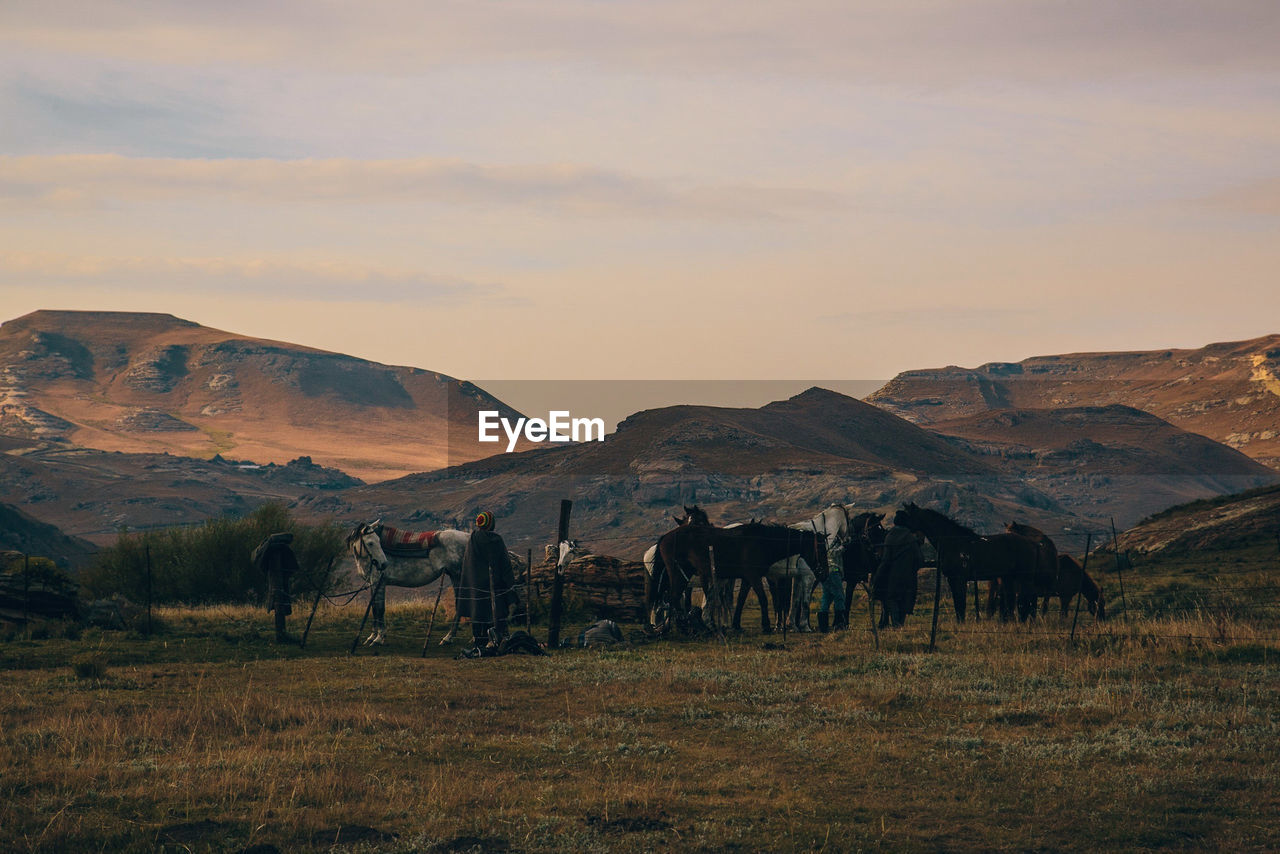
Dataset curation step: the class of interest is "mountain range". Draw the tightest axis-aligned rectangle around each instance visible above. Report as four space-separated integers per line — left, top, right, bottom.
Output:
1 310 1277 561
0 310 523 482
868 334 1280 469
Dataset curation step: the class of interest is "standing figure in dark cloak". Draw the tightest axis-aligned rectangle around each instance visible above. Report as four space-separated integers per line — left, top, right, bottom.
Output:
253 532 300 643
458 511 520 647
874 511 923 628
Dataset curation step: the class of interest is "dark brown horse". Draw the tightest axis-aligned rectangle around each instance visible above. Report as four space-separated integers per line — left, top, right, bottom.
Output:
658 521 826 633
645 505 712 628
1005 521 1062 615
1054 554 1106 619
896 503 1039 621
842 511 886 612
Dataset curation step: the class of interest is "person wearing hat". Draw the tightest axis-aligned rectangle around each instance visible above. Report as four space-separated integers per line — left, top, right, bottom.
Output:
457 511 520 648
874 510 923 628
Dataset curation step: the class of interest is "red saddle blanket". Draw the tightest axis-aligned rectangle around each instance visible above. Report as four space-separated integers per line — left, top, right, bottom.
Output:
379 526 439 555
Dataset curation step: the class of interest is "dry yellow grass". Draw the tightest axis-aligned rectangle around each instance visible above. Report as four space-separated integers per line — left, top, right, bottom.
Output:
3 588 1279 853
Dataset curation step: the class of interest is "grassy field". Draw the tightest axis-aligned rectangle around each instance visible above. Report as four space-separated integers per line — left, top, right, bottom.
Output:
3 553 1280 853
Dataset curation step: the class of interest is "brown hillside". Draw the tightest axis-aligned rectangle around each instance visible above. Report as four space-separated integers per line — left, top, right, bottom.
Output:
0 502 98 569
303 388 1073 560
0 446 358 544
930 405 1277 528
1112 483 1280 555
0 310 524 481
868 334 1280 469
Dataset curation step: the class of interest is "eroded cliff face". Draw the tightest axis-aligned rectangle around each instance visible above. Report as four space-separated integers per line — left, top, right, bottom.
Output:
868 334 1280 469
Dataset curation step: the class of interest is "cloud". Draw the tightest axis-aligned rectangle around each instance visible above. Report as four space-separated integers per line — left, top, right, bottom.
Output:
2 0 1277 83
0 251 503 304
0 154 844 220
1194 176 1280 216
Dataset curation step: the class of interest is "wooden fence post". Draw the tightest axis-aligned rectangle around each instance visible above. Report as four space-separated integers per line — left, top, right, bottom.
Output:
1110 518 1128 621
1070 533 1093 643
22 552 29 641
302 556 333 650
145 543 153 636
548 499 573 648
928 550 943 652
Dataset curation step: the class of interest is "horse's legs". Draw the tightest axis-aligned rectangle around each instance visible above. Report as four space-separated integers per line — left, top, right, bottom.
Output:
752 577 772 633
948 574 968 622
365 582 387 645
732 580 749 632
769 577 789 631
795 572 815 631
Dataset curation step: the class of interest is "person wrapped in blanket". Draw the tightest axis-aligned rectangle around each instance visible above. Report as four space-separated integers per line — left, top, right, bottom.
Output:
875 510 923 628
457 511 521 648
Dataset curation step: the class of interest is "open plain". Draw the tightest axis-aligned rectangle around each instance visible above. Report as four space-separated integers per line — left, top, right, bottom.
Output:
4 542 1279 853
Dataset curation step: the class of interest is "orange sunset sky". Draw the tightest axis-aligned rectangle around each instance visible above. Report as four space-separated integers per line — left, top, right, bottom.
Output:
2 2 1278 388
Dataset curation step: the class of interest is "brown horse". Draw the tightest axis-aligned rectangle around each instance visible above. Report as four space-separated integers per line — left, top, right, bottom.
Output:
1005 521 1061 615
644 505 712 628
897 503 1039 621
658 521 827 633
1054 554 1106 619
842 511 887 612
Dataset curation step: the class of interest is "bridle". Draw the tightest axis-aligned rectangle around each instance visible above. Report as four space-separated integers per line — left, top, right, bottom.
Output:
348 524 386 571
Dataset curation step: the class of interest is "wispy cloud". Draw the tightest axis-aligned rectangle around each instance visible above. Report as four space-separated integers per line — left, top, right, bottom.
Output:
0 154 844 220
3 1 1278 82
1194 176 1280 216
0 251 502 304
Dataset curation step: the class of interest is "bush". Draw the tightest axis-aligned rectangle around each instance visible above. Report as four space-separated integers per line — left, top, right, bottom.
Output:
81 504 346 606
71 654 108 680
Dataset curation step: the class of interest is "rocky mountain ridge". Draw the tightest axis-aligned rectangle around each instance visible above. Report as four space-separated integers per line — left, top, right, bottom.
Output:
868 334 1280 469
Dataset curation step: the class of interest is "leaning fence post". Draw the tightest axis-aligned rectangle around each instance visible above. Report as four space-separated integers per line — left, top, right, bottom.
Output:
145 542 153 636
1070 533 1093 642
301 557 332 650
928 548 943 652
22 552 29 641
548 499 572 648
865 581 879 651
1110 518 1127 621
526 548 533 634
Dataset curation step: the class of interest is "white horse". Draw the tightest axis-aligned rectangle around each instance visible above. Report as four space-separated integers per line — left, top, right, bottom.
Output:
805 504 853 561
346 521 470 645
346 521 530 646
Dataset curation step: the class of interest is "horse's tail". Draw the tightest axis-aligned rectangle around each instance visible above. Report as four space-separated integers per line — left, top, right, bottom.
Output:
644 543 666 617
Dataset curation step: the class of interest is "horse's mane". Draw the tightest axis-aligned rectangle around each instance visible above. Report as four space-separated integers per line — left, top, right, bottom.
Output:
1007 521 1046 538
910 506 980 540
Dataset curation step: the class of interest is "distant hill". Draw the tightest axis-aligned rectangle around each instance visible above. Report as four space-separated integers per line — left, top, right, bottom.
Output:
930 405 1277 529
868 334 1280 469
0 310 524 482
0 502 98 569
299 388 1077 559
0 446 359 544
1112 483 1280 555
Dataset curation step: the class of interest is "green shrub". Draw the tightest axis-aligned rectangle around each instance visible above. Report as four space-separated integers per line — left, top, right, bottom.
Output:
71 654 108 680
81 503 346 606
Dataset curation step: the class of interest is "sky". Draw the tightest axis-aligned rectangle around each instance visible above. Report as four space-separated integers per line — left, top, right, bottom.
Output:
2 1 1279 393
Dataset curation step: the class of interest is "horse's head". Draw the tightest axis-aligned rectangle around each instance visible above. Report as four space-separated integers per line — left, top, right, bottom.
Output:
347 520 388 580
680 505 711 526
557 538 585 569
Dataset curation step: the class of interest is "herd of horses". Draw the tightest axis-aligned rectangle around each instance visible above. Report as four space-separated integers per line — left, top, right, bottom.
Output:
344 502 1105 645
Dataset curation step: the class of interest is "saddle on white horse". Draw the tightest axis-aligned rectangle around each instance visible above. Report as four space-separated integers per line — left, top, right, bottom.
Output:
378 525 440 557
